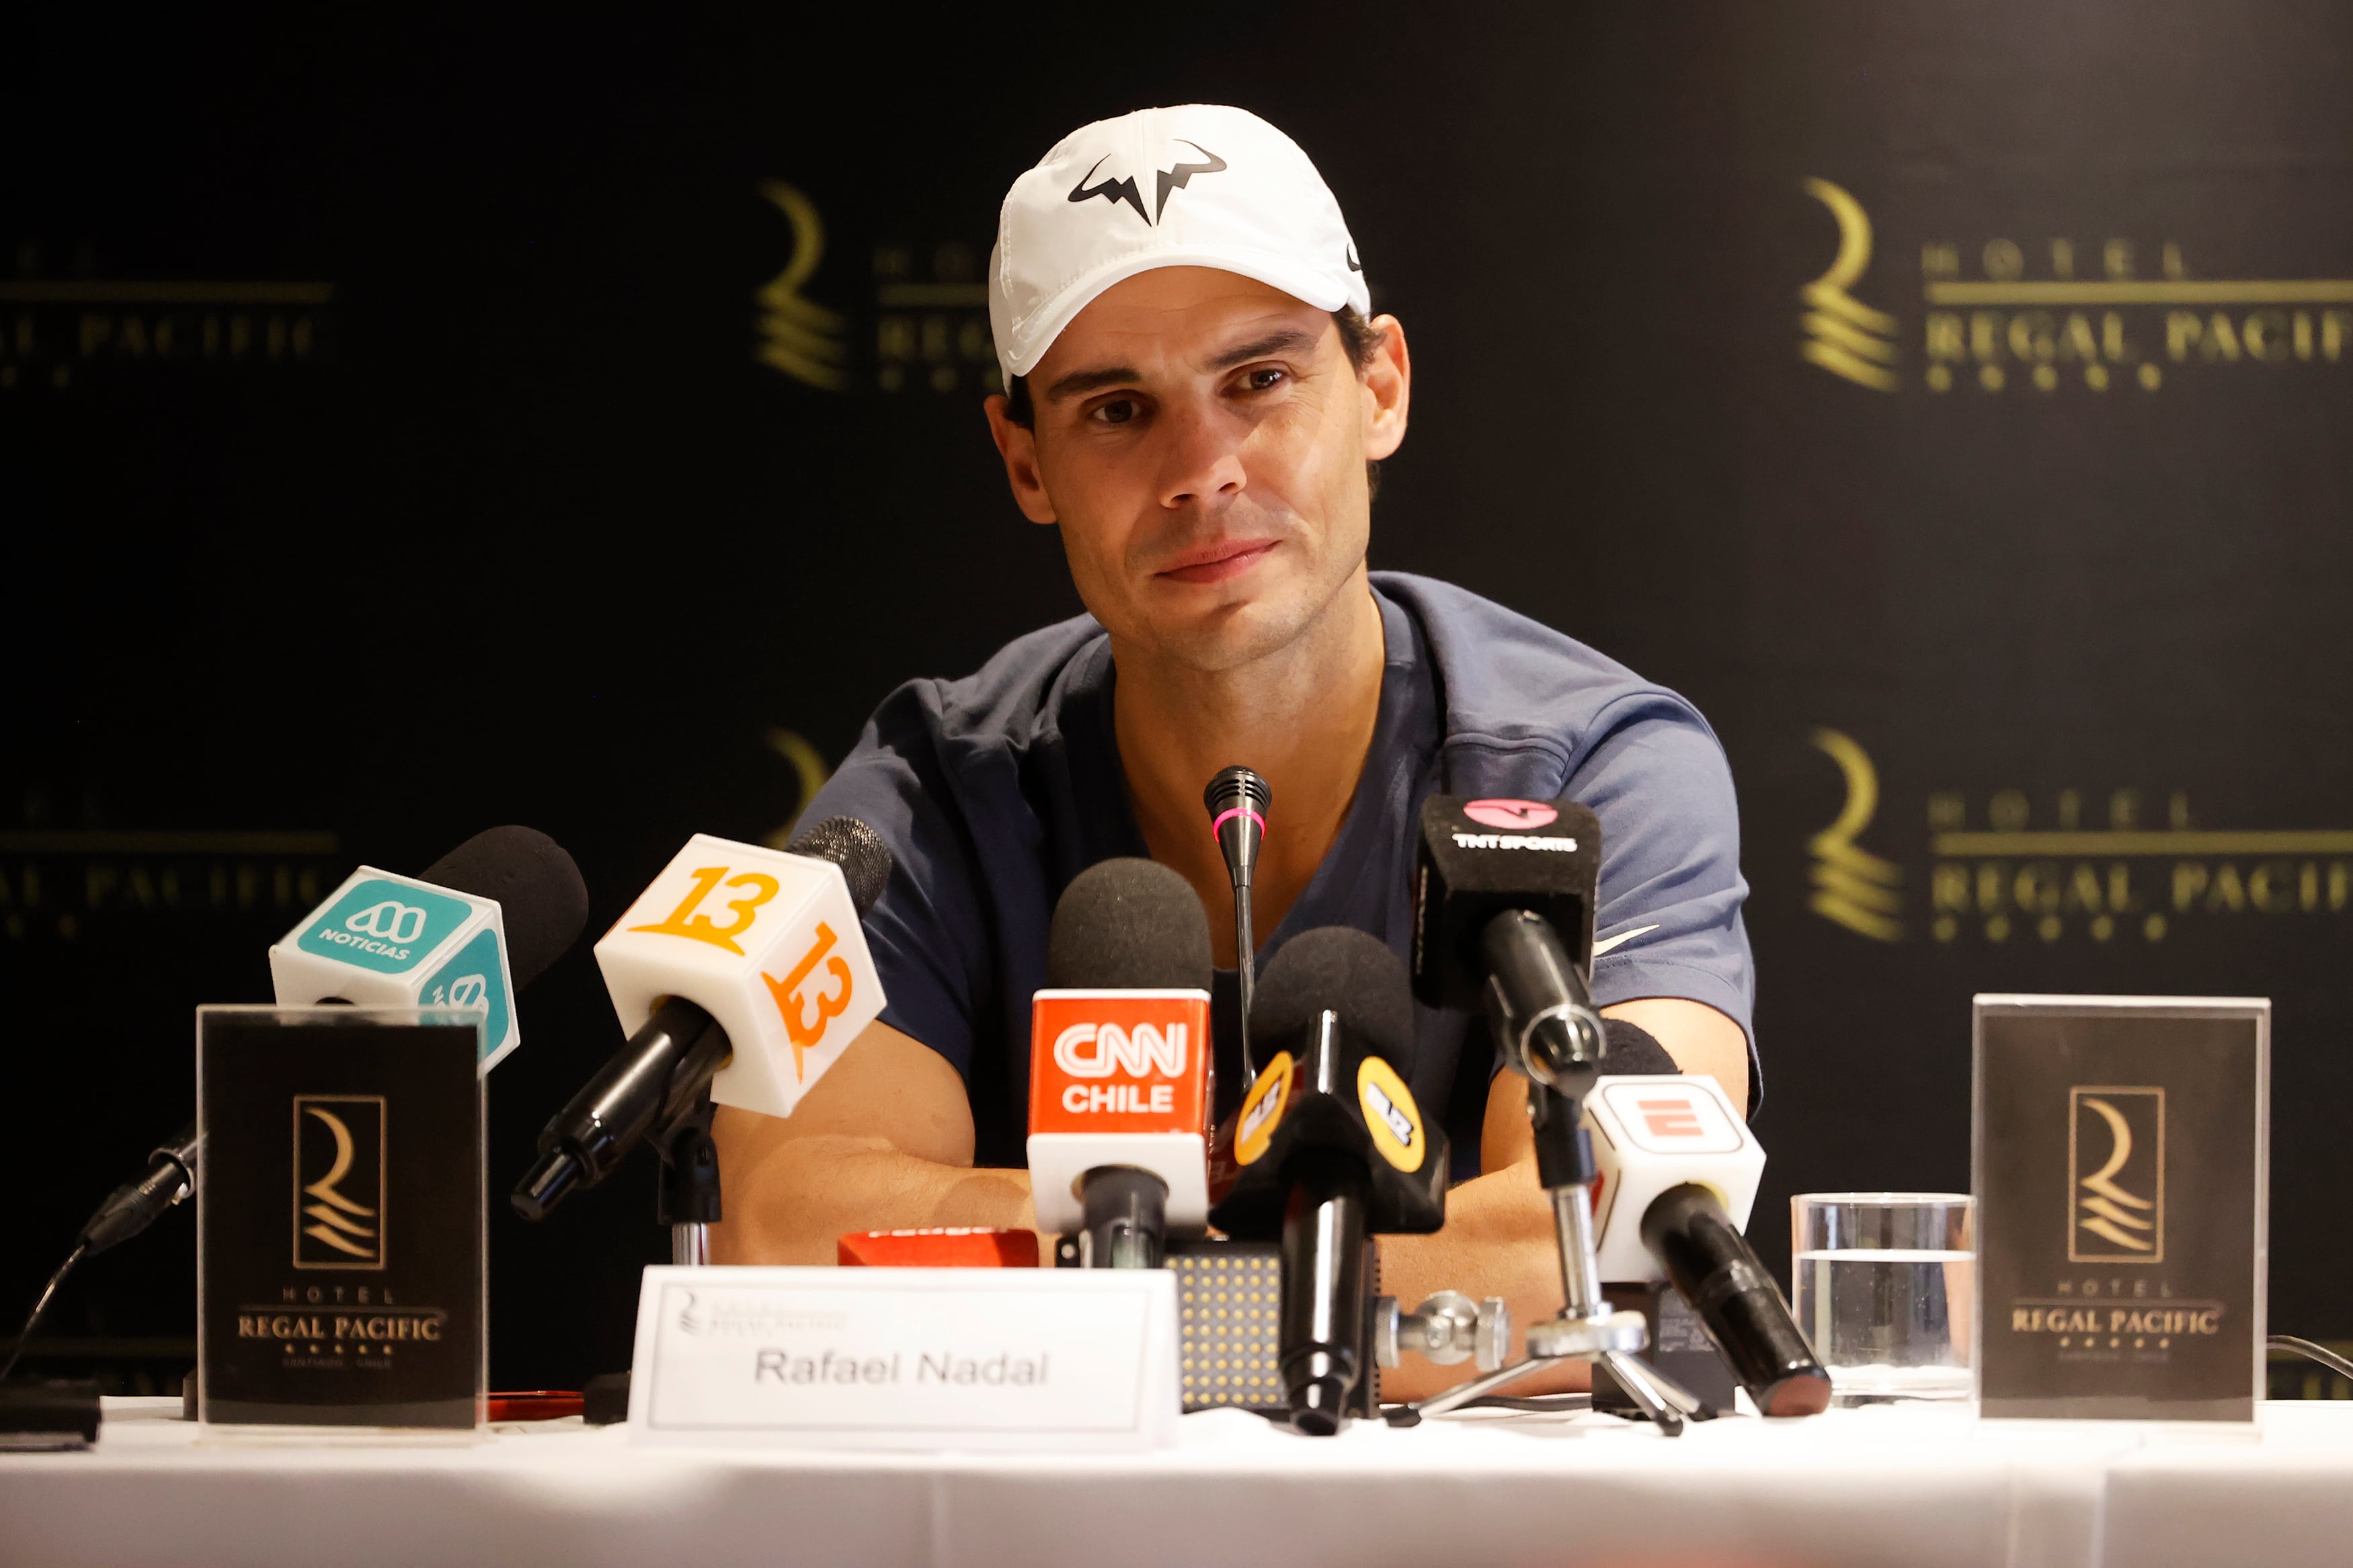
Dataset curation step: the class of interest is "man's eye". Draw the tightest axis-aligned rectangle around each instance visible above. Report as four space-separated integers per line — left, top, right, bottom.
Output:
1092 397 1140 425
1245 367 1287 391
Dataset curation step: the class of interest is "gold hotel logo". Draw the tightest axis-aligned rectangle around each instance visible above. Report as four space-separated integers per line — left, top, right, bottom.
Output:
1806 730 2353 945
1800 179 2353 394
749 179 1001 397
293 1096 385 1271
2069 1087 2163 1265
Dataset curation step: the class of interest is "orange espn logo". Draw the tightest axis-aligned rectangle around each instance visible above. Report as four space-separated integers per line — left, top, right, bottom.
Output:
1637 1098 1707 1139
1028 991 1209 1136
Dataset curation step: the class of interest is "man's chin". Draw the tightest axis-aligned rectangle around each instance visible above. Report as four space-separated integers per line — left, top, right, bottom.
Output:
1127 585 1315 673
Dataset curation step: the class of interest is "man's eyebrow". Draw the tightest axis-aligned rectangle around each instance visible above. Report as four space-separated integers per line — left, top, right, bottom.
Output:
1043 364 1141 404
1207 328 1321 371
1040 327 1324 403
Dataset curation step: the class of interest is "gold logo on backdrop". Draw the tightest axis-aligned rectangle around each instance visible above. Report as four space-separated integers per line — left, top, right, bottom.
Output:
1806 729 1903 941
762 727 833 849
1802 731 2353 945
2069 1087 2164 1264
1796 177 2353 394
1799 179 1900 391
293 1096 385 1270
755 181 850 391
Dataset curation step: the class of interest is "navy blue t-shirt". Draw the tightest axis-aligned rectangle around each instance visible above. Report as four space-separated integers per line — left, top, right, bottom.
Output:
799 573 1755 1174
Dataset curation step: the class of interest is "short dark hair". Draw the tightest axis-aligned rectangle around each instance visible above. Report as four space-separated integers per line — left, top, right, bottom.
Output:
1000 306 1391 499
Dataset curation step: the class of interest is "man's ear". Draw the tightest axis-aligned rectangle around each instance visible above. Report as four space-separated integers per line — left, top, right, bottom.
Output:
983 395 1060 525
1359 314 1410 462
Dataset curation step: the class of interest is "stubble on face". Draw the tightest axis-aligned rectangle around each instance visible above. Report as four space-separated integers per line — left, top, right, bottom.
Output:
1027 270 1374 679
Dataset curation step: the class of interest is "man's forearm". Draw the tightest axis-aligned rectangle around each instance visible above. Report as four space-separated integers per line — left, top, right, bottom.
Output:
709 1129 1034 1265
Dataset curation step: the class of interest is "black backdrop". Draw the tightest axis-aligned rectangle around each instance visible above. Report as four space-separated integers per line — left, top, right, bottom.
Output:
7 3 2350 1391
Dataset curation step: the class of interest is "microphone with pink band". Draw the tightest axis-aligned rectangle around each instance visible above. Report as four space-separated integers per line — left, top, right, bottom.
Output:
1203 766 1271 1077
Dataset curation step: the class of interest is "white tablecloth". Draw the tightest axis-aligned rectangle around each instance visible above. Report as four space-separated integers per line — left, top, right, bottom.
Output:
3 1398 2349 1567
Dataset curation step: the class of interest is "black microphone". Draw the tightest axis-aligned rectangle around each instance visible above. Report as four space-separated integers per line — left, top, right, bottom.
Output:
1638 1185 1831 1417
1412 796 1607 1111
511 816 893 1221
73 1122 199 1260
1209 928 1447 1435
1203 766 1270 1068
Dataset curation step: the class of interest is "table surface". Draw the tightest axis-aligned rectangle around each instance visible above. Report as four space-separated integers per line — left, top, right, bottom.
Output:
4 1397 2350 1568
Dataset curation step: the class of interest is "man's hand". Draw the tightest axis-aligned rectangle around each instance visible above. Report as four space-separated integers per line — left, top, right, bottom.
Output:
709 1018 1034 1264
1371 997 1748 1401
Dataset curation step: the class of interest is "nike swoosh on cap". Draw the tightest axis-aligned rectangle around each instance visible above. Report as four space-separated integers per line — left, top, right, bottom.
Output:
1591 924 1659 958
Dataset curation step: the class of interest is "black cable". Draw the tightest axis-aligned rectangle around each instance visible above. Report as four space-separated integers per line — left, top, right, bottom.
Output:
2268 1334 2353 1383
0 1244 87 1384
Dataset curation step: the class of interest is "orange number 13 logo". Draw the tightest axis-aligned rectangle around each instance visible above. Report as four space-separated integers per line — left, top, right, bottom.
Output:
764 923 853 1080
629 866 779 956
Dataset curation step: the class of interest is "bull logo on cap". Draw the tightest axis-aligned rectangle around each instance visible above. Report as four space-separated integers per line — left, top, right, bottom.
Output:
1068 140 1228 226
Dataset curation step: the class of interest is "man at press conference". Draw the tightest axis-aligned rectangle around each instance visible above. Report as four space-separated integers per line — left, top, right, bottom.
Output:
709 104 1755 1399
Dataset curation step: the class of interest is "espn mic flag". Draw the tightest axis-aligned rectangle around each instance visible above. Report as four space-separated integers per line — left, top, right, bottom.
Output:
595 831 885 1120
1581 1074 1762 1282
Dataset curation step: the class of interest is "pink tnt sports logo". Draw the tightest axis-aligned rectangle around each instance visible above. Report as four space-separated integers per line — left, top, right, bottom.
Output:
1463 799 1558 831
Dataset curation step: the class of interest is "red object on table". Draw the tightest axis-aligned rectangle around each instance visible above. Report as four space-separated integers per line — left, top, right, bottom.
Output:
486 1391 584 1421
836 1228 1039 1268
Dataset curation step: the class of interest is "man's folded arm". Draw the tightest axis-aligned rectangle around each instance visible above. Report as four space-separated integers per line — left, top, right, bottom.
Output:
709 1018 1034 1265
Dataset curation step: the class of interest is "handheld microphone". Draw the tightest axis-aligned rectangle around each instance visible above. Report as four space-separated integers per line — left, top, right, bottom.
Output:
1203 766 1270 1073
511 817 892 1221
1027 858 1213 1268
1210 927 1447 1434
268 825 591 1070
1581 1075 1830 1417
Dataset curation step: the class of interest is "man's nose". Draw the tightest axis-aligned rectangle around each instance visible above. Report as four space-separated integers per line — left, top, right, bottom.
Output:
1156 402 1247 511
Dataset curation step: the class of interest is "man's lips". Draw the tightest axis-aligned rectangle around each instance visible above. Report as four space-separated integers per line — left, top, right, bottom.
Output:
1154 538 1279 585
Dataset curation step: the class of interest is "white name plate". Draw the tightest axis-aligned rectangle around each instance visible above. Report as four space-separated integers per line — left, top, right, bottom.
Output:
627 1266 1179 1451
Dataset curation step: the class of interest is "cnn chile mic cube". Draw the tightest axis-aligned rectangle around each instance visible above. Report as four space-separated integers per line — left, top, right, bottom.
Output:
1027 990 1211 1237
267 868 520 1069
1581 1075 1763 1283
596 834 883 1120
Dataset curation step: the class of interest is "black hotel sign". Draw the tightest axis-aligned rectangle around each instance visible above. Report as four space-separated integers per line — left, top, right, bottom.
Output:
1974 997 2267 1423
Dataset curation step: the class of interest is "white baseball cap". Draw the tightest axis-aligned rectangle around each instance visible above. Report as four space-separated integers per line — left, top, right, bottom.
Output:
988 104 1371 384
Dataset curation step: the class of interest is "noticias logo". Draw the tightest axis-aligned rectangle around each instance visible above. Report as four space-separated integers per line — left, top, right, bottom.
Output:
311 925 419 961
1451 833 1581 853
346 900 428 943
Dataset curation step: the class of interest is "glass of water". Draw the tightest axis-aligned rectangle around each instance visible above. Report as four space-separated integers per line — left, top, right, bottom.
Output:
1791 1193 1975 1405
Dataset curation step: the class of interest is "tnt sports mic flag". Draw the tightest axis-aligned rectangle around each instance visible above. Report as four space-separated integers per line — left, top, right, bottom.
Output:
268 868 522 1070
1580 1075 1763 1283
1026 989 1211 1237
596 833 883 1120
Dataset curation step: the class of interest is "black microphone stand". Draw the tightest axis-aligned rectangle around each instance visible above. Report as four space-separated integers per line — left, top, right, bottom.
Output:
1205 767 1271 1079
1402 911 1710 1434
654 1096 722 1266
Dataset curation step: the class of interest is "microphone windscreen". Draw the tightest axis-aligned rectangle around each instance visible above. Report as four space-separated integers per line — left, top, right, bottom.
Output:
1599 1017 1680 1075
1248 926 1417 1076
1045 858 1212 991
786 815 895 918
420 826 590 990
